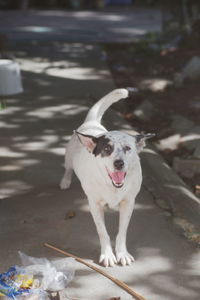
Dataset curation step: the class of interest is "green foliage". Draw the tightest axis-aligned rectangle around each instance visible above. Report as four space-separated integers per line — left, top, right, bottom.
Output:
0 100 7 110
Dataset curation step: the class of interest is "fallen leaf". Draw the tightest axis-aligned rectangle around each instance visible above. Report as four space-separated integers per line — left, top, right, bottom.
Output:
65 211 76 219
122 113 133 120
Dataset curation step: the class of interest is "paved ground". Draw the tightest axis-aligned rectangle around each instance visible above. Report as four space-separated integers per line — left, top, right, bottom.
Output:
0 7 161 42
0 8 199 300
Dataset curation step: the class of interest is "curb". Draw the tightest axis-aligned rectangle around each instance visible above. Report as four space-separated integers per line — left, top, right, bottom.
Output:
141 145 200 245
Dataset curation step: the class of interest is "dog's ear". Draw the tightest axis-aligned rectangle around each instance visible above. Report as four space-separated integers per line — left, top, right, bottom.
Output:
75 131 98 153
135 133 155 153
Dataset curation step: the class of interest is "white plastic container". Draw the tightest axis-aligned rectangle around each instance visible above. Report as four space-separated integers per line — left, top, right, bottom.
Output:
0 59 23 96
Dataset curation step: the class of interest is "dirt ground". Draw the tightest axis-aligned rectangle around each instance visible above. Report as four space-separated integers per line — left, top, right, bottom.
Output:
104 28 200 197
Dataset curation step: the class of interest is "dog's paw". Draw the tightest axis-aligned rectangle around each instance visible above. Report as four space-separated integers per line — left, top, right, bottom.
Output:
116 251 135 266
60 179 71 190
99 251 117 267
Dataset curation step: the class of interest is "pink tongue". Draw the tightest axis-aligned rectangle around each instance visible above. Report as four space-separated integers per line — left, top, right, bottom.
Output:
110 171 125 184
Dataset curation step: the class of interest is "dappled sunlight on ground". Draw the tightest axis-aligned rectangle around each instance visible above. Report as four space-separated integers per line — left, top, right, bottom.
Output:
0 159 39 171
0 8 161 42
0 147 26 158
186 251 200 275
0 33 199 299
34 10 127 22
134 202 152 210
127 253 172 276
0 180 33 199
19 58 110 80
1 182 199 299
26 104 88 118
111 27 146 35
0 42 113 200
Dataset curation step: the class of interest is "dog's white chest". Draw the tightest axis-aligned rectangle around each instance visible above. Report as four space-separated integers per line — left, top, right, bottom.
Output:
105 193 126 209
95 185 124 208
101 174 142 209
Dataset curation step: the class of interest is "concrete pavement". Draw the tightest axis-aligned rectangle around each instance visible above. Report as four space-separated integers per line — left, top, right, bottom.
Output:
0 40 199 300
0 7 161 42
0 8 199 300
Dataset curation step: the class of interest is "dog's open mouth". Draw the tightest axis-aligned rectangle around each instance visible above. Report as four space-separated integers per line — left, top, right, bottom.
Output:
107 169 126 188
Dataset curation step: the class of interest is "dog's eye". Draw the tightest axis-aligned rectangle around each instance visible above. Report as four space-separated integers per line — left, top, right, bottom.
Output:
124 145 131 152
104 145 113 154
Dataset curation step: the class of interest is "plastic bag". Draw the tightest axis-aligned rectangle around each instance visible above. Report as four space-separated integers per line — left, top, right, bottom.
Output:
0 266 30 298
18 252 75 292
2 291 49 300
0 265 48 300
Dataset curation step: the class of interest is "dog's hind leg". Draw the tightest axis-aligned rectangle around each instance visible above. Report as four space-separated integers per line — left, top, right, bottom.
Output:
60 167 73 189
60 145 73 189
60 137 76 190
115 198 135 266
88 199 117 267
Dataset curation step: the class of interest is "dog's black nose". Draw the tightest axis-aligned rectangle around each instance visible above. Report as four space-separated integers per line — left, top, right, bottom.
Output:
114 159 124 170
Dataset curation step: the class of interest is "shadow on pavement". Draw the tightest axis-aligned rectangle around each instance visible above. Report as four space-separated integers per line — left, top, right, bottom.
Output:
0 41 199 300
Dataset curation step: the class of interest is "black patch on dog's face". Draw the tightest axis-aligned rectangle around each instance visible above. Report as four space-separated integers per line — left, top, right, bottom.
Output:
93 136 114 157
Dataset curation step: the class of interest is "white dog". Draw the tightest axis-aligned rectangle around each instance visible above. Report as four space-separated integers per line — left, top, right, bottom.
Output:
60 88 154 267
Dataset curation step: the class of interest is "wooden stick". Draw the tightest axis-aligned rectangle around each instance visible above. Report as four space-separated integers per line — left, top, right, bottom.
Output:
44 243 148 300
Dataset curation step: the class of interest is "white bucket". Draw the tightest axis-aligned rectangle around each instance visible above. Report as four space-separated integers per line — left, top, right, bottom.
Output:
0 59 23 96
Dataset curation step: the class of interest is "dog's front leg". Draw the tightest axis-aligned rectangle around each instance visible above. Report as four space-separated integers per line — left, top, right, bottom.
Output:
88 199 117 267
115 198 135 266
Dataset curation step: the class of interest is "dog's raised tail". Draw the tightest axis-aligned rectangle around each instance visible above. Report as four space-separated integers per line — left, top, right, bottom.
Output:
85 88 136 123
